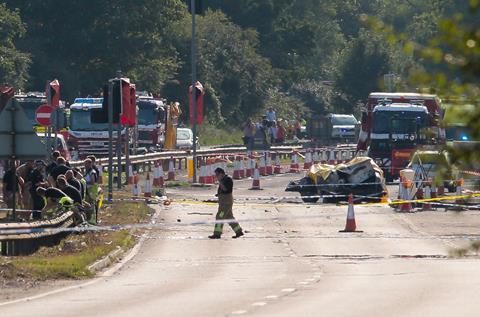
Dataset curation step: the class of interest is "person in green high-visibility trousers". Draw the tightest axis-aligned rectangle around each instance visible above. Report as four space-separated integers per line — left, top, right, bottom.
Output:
209 168 244 239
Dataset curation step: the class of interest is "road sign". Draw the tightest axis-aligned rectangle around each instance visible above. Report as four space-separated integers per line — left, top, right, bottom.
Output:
35 104 54 126
0 99 48 159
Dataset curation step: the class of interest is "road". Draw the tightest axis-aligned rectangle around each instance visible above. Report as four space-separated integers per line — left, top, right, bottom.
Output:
2 173 480 316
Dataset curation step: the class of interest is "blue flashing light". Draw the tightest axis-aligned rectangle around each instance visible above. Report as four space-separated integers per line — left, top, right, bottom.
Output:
460 134 469 141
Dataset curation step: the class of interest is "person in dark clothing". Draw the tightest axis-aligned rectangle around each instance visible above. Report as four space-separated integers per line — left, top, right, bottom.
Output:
36 186 73 213
57 176 82 205
46 151 61 176
26 160 47 216
2 160 23 209
49 157 71 185
65 170 82 197
87 155 100 177
208 168 244 239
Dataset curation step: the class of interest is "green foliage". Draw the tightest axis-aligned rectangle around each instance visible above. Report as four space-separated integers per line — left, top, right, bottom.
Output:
196 123 243 146
0 3 30 88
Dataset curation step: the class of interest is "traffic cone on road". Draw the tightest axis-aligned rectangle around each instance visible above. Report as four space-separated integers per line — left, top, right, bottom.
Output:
233 156 242 180
144 172 152 197
339 193 362 232
289 150 300 173
239 156 246 178
250 163 262 190
422 182 433 211
167 157 175 181
266 152 274 175
303 149 313 170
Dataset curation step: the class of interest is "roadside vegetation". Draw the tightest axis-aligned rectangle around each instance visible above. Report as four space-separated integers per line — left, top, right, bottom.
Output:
0 202 152 282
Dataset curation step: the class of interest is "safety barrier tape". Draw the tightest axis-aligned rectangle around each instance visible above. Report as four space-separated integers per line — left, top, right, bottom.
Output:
1 193 480 236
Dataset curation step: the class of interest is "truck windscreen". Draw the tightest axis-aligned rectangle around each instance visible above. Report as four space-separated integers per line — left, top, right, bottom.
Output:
138 103 165 125
70 110 109 131
373 111 427 134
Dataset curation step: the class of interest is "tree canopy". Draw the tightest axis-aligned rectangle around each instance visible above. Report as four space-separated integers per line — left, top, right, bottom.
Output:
3 0 473 127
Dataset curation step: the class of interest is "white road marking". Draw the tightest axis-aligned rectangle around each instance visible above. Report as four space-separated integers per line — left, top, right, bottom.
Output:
265 295 278 299
281 288 296 293
251 302 267 307
231 310 248 315
298 281 309 285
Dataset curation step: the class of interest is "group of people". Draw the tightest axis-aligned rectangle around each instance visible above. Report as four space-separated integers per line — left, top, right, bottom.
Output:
242 108 306 146
1 151 101 222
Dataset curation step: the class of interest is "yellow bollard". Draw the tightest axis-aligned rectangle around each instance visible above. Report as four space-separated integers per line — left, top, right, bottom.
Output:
187 158 194 179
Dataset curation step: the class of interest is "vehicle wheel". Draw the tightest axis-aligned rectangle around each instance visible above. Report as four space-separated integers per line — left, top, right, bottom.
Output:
301 192 319 203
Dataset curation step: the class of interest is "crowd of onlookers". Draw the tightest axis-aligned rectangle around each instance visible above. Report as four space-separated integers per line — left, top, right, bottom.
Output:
242 108 306 145
1 152 101 222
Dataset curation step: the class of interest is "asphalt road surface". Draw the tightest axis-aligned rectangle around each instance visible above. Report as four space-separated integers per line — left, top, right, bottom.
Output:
2 173 480 317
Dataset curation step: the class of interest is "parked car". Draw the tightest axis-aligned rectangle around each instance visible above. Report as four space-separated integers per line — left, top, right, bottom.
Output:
176 128 199 150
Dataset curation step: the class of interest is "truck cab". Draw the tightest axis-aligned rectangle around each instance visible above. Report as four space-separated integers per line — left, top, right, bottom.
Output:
137 95 166 151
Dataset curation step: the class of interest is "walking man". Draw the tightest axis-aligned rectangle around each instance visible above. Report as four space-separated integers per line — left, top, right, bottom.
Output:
209 168 244 239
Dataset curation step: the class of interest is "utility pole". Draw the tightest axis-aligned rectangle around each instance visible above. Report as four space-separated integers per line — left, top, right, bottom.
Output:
191 0 198 183
108 81 113 203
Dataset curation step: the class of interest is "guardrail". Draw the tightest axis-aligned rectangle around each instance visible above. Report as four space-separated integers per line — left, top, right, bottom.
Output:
0 211 75 256
69 144 359 171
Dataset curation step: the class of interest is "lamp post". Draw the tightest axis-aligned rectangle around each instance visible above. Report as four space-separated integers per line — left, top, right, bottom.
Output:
191 0 198 183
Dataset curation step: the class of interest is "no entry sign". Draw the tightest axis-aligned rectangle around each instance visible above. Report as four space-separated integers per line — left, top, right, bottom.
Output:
35 104 54 126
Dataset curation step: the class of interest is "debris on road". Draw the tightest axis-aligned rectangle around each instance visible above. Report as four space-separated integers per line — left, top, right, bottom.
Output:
285 157 387 203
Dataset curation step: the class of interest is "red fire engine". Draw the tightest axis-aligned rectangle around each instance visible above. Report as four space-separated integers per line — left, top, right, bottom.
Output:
358 92 445 181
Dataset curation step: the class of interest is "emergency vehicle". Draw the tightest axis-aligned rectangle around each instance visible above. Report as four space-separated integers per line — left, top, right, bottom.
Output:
68 98 126 158
136 94 167 151
357 92 444 181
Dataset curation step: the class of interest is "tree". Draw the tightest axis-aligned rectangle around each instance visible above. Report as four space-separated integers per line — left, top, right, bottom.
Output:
0 3 30 89
166 10 276 125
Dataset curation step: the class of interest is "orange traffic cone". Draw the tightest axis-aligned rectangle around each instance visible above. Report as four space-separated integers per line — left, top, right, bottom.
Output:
250 163 262 190
233 155 242 180
303 149 313 170
266 151 274 175
246 155 254 177
144 172 152 197
339 193 363 232
239 156 246 178
422 182 433 211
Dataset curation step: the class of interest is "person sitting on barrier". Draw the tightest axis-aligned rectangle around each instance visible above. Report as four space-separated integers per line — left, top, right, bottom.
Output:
36 186 74 215
48 157 71 186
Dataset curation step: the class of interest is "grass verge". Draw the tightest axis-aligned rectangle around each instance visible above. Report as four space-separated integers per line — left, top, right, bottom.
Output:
1 201 151 282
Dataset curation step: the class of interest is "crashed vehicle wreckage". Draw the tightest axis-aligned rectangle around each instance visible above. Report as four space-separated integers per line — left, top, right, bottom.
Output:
286 157 388 203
